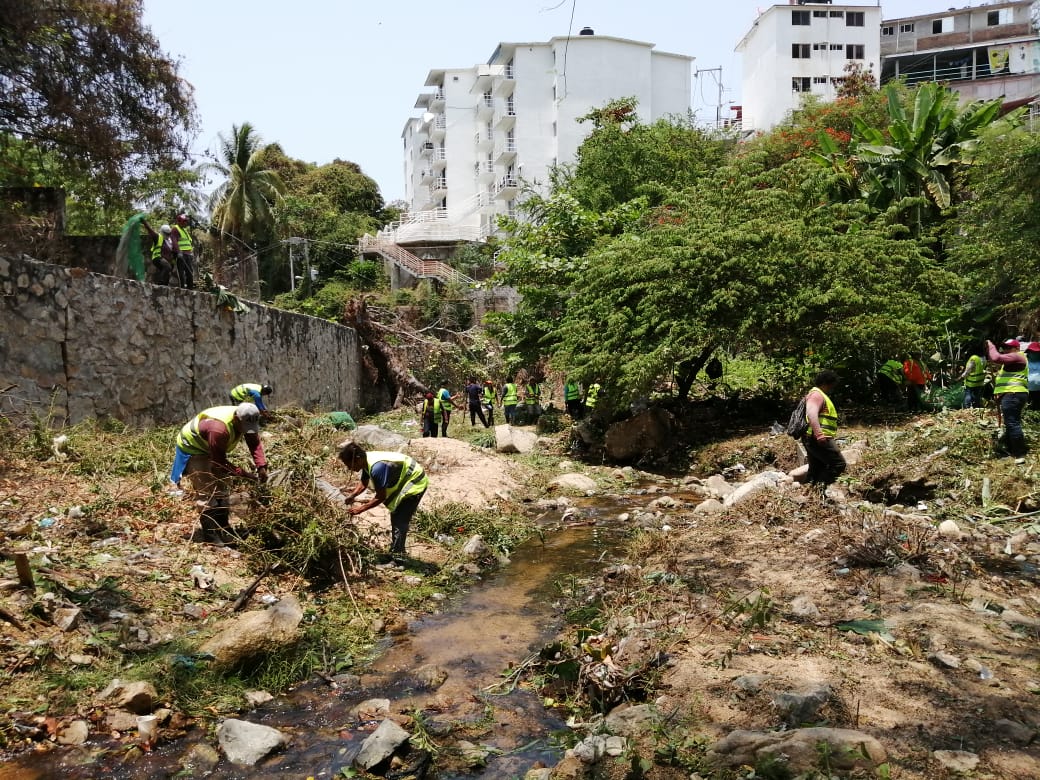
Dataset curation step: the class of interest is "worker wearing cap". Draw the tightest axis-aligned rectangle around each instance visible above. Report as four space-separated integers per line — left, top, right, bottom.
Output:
230 383 273 417
172 213 195 289
902 354 932 413
986 338 1029 457
170 403 268 543
141 219 175 286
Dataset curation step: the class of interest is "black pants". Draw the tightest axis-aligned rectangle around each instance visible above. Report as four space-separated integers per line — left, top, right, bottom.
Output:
804 436 847 486
390 491 425 555
153 257 173 286
566 399 583 418
877 376 902 404
469 402 489 427
422 413 438 438
504 404 517 424
176 252 195 289
440 410 451 437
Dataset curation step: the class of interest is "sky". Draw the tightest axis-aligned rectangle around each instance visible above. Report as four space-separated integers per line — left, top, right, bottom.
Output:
142 0 953 203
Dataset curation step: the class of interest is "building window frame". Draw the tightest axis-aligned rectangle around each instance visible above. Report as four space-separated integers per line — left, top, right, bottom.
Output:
845 44 865 60
846 11 865 27
792 43 811 59
792 9 810 25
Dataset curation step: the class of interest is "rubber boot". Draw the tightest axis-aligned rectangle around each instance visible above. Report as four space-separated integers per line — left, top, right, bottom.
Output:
198 504 235 546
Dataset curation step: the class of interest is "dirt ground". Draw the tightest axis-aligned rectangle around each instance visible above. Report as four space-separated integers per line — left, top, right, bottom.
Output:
2 414 1040 778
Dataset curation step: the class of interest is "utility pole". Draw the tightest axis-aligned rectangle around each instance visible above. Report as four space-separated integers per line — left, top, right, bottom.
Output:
286 237 305 292
695 66 724 128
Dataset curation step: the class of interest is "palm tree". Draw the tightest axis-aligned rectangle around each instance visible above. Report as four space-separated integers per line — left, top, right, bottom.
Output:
206 123 285 248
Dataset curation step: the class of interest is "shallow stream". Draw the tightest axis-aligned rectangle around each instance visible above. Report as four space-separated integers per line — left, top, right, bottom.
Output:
2 494 639 780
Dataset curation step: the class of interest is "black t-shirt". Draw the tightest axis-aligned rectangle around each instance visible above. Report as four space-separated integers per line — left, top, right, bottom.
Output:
465 383 482 404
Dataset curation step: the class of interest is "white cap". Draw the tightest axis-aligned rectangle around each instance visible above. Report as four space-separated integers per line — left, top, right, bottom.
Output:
160 224 172 234
235 402 261 434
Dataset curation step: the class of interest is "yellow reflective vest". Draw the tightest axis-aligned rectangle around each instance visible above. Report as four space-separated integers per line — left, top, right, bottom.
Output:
364 451 428 511
176 406 240 455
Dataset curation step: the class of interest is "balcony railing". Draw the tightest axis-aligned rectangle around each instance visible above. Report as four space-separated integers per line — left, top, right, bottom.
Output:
431 178 448 193
494 176 519 196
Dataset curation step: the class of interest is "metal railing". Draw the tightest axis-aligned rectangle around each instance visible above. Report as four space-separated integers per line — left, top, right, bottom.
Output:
358 235 477 286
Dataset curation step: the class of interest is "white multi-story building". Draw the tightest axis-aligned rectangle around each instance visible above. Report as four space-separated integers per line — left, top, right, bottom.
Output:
736 1 882 132
397 29 694 243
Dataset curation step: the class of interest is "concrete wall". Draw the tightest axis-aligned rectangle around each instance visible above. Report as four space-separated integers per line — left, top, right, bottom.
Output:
0 254 365 428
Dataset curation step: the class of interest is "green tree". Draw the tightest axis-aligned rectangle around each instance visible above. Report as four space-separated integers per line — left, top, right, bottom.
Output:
947 128 1040 333
0 0 195 186
554 154 960 408
206 123 286 249
565 97 732 211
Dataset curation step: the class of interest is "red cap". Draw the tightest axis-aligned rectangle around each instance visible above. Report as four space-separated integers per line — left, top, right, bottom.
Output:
1003 338 1021 349
1026 341 1040 353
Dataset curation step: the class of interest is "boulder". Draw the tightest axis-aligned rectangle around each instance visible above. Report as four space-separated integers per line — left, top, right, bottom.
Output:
551 473 599 495
724 471 788 508
354 718 411 770
199 595 304 668
495 425 538 454
216 718 288 766
710 727 886 772
350 425 408 452
932 750 979 773
57 720 89 745
603 408 674 462
98 679 158 714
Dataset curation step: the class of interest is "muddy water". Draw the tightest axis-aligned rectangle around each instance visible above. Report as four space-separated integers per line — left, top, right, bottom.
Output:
2 496 639 780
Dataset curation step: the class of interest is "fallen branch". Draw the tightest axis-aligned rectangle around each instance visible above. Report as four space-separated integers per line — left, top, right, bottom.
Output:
230 564 274 612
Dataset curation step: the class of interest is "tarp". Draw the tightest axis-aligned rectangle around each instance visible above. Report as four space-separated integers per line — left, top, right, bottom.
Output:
115 212 148 281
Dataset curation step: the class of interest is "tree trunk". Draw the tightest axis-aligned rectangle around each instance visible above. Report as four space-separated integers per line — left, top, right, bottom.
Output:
342 297 426 408
675 345 715 403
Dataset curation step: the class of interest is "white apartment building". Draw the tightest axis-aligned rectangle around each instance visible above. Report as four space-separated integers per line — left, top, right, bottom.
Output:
736 1 882 132
398 29 694 243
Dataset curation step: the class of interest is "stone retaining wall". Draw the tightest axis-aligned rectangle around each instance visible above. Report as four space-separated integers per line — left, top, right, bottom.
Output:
1 254 365 428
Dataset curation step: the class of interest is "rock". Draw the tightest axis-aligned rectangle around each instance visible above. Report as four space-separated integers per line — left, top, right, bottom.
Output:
549 754 588 780
105 710 140 732
351 425 408 451
723 471 788 508
180 743 220 774
603 408 674 462
841 440 868 466
788 463 809 482
216 718 288 766
414 664 449 689
198 594 304 668
993 718 1036 744
495 425 538 454
693 498 724 515
462 535 489 558
67 653 94 666
603 735 626 756
800 527 826 543
98 679 158 714
603 703 662 736
57 719 89 745
570 735 606 762
790 595 820 620
244 690 274 708
354 718 411 770
551 473 599 495
772 683 831 725
1000 608 1040 629
52 607 81 631
938 519 965 539
704 474 734 496
710 727 886 772
732 674 771 693
890 563 921 582
351 698 391 720
928 651 961 669
525 768 553 780
456 739 490 766
932 749 979 773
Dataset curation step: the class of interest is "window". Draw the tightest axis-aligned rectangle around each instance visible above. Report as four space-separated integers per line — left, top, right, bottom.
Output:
988 9 1012 26
882 25 894 36
792 10 810 25
932 16 953 34
900 22 915 33
846 12 865 27
846 44 864 60
813 76 829 84
792 77 811 92
813 43 829 50
792 43 811 58
830 43 843 51
829 10 844 18
813 10 827 17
